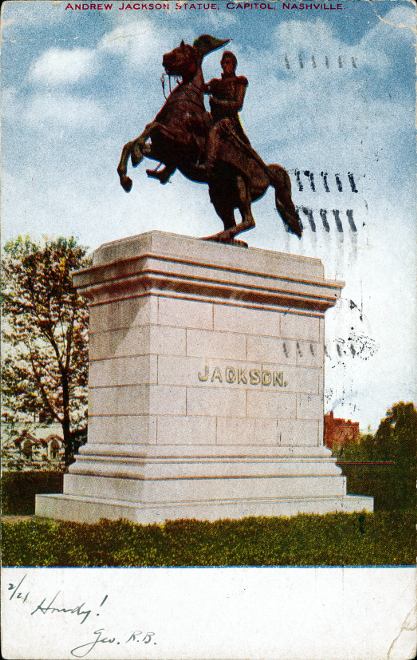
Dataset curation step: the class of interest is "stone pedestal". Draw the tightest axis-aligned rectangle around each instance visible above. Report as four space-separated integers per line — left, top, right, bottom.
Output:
36 231 373 523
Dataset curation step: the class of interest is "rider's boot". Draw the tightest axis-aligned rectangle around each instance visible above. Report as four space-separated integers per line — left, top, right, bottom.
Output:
193 129 218 178
146 165 175 184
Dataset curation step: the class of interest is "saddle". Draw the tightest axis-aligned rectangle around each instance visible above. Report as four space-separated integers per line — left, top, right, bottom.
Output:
215 121 270 188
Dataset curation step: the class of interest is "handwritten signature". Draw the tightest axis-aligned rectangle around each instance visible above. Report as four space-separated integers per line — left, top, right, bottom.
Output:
7 574 157 657
71 628 156 658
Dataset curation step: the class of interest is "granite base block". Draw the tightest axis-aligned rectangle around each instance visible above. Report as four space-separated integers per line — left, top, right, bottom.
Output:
36 492 373 525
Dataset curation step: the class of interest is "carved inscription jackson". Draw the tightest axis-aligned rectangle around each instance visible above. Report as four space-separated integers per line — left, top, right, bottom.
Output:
198 365 288 387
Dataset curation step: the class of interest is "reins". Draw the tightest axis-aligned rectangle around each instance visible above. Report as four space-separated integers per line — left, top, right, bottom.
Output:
161 73 182 100
161 74 205 113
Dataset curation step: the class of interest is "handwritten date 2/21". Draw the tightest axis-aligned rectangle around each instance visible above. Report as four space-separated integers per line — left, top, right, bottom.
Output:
71 628 156 658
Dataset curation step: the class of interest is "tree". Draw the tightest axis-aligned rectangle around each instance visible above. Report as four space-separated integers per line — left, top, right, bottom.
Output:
2 236 91 466
332 402 416 510
374 402 417 466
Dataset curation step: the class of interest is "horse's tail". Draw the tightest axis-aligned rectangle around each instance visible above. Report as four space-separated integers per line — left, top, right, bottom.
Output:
268 164 303 238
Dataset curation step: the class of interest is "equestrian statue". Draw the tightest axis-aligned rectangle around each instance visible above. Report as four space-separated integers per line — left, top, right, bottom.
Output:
117 34 302 246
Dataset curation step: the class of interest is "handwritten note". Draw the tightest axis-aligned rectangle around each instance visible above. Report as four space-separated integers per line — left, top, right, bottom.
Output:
7 574 157 658
3 567 416 659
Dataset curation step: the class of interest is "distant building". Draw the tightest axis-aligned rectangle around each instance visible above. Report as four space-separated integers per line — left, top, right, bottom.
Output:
1 423 65 471
324 411 360 450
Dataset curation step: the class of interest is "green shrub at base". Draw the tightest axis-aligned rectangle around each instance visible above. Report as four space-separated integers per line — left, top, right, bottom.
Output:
2 511 415 567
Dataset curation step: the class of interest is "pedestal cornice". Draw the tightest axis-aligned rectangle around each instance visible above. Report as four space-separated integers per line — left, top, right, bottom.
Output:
73 232 344 315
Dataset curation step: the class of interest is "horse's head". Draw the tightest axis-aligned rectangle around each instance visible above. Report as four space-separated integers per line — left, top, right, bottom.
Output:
163 35 230 81
162 41 198 80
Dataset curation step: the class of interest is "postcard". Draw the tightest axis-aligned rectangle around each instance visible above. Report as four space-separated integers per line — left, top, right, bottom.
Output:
1 0 416 658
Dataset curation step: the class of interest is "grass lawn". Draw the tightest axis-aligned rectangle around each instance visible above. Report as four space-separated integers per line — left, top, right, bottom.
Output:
2 510 415 567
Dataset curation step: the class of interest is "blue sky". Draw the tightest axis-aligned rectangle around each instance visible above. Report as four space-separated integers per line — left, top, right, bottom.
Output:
2 0 416 427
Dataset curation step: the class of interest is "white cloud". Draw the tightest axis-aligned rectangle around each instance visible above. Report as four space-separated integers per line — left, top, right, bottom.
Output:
24 93 108 130
203 8 237 28
98 18 174 69
363 3 416 39
29 48 97 86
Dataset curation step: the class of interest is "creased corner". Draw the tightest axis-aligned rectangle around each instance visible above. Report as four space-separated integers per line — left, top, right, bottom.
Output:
387 605 417 660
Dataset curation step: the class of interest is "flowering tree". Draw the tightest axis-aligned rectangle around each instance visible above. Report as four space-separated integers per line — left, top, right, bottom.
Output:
2 236 91 466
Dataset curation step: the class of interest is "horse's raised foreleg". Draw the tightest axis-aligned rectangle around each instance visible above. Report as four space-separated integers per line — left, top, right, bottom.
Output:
117 122 160 192
117 140 135 192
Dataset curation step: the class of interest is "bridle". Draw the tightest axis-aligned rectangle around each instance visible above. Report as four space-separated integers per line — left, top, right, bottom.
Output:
161 46 202 103
160 73 181 100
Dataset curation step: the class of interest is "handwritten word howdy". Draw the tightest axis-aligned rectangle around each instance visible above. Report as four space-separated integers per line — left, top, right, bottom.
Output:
198 366 288 387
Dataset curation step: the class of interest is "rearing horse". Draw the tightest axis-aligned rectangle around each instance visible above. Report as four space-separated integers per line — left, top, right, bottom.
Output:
117 34 302 244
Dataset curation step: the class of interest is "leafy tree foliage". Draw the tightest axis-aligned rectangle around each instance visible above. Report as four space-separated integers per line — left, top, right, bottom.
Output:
336 402 417 464
374 402 417 466
334 402 416 510
2 236 91 465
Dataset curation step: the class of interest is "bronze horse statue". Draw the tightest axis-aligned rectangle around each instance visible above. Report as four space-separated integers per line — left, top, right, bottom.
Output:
117 35 302 245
